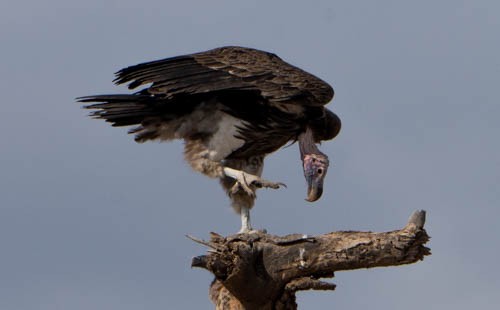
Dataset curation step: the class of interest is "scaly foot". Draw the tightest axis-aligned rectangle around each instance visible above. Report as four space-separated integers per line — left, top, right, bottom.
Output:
237 227 260 234
223 167 286 197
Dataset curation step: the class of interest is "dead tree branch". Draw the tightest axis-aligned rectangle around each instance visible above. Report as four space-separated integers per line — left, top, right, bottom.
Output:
191 210 430 310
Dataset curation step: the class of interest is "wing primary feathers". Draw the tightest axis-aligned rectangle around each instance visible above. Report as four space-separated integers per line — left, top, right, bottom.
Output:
114 56 199 88
108 46 333 106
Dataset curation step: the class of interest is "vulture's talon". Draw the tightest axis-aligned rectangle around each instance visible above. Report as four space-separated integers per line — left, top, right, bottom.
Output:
252 180 286 190
230 182 255 197
223 167 283 197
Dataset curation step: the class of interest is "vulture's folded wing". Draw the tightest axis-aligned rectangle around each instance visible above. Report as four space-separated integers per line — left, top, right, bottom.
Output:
114 46 334 106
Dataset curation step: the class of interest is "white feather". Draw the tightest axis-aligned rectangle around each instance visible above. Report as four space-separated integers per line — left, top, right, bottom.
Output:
149 101 246 161
206 114 245 161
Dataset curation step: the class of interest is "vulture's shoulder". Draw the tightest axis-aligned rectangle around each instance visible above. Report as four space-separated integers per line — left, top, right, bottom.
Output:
114 46 334 106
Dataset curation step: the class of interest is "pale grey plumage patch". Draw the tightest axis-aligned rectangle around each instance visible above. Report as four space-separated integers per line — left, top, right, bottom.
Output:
206 114 246 161
134 102 246 162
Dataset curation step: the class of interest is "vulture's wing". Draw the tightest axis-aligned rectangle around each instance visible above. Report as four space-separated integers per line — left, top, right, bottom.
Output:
114 46 334 106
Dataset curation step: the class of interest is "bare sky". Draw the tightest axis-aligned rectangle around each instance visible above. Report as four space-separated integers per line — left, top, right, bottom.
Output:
1 1 499 309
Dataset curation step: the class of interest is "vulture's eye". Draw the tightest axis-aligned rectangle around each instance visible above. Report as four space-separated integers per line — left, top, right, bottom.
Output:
317 168 323 174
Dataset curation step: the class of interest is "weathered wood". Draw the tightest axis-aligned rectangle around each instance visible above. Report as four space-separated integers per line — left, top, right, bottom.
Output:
192 210 430 309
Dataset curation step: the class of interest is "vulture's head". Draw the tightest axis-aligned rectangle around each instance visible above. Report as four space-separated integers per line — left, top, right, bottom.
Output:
299 111 340 201
299 128 331 202
302 153 329 202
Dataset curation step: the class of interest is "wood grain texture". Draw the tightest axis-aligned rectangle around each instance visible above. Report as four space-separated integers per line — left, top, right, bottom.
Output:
192 210 430 310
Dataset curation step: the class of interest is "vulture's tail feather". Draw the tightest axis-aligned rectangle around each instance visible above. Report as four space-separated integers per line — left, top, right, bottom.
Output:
78 94 162 128
78 93 200 142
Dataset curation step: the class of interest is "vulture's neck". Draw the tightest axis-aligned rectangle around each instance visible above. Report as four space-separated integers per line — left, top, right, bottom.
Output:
299 127 323 158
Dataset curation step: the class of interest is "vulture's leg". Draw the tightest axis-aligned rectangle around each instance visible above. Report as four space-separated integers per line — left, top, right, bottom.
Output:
226 177 258 234
239 201 253 233
221 157 283 233
184 143 276 232
223 167 286 197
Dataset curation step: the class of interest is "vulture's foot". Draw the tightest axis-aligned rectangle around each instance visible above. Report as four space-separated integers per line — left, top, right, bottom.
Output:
237 206 268 234
223 167 286 197
237 227 261 234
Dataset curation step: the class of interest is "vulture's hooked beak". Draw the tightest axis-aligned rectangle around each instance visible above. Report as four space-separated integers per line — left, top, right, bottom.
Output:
303 154 329 202
306 175 324 202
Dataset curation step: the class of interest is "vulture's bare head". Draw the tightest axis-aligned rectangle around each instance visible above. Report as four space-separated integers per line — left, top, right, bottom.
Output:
302 153 329 201
299 128 331 202
299 111 341 202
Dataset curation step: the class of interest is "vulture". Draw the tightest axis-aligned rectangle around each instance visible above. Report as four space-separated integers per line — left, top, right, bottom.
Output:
78 46 341 233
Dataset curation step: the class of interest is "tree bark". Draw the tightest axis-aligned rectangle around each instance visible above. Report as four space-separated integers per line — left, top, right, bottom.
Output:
191 210 430 310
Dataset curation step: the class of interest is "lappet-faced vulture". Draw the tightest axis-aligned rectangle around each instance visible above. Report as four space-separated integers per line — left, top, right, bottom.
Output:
79 46 341 233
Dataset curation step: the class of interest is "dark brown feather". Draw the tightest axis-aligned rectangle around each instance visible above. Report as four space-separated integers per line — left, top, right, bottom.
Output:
79 46 340 159
113 46 333 106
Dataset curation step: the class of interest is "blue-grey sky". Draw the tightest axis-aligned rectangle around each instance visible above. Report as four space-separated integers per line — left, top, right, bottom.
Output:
1 1 499 309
